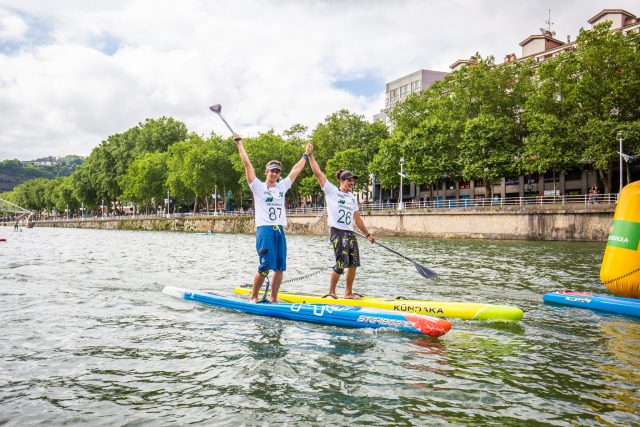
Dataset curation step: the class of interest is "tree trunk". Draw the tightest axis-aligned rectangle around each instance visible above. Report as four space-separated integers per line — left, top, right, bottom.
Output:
485 178 493 199
598 169 611 194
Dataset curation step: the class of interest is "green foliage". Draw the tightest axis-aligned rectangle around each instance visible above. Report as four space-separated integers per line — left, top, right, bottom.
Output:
370 133 403 188
522 113 577 175
461 114 520 196
310 109 387 169
404 118 461 185
121 151 169 211
297 175 320 197
310 109 387 196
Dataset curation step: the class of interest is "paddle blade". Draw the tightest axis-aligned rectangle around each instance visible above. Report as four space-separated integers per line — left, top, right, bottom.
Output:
413 261 438 279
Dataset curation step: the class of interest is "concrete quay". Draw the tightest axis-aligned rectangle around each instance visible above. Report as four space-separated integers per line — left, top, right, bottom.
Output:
28 204 615 242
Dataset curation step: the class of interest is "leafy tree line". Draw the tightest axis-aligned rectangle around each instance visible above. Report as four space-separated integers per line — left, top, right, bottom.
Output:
1 113 387 216
1 22 639 216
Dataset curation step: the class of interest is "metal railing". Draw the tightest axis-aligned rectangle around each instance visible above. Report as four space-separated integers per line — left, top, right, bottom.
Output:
361 193 618 211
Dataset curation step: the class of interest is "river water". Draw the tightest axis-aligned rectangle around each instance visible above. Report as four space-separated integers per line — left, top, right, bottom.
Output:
0 226 638 426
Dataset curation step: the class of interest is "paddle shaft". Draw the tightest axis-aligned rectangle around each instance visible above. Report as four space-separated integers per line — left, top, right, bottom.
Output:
354 231 437 279
354 230 411 261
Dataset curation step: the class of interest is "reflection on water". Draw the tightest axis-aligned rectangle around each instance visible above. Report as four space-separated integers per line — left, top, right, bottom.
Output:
0 226 638 425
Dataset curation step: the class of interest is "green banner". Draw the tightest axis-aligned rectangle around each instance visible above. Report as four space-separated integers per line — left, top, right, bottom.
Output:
607 219 640 251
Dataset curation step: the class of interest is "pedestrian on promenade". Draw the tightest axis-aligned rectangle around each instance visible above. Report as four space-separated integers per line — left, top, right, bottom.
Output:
233 133 312 303
306 143 375 300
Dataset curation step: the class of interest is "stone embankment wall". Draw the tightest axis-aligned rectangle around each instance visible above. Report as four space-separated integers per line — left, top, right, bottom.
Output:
28 204 615 242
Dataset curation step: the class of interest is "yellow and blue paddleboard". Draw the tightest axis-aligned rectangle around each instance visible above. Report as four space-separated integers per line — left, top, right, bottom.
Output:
233 288 523 321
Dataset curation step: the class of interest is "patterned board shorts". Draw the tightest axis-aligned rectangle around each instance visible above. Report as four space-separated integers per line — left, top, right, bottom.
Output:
330 227 360 274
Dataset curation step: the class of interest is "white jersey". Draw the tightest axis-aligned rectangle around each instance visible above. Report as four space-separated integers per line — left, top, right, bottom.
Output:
323 181 358 231
249 176 292 227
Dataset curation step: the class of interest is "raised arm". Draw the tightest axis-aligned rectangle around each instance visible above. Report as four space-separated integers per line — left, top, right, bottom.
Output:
286 144 313 184
233 134 256 184
306 144 327 188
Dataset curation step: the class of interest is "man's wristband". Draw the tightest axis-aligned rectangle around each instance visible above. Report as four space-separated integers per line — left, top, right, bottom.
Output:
302 153 309 161
365 233 371 238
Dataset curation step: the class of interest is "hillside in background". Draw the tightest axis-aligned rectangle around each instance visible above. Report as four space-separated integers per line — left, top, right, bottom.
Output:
0 156 84 192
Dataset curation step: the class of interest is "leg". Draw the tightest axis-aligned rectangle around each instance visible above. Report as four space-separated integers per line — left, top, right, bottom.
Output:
271 227 286 302
327 270 341 297
253 226 276 302
270 270 284 302
328 227 347 298
250 272 267 303
344 232 362 299
344 267 360 299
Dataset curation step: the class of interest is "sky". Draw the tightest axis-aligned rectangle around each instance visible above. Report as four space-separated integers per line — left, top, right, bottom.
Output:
0 0 637 161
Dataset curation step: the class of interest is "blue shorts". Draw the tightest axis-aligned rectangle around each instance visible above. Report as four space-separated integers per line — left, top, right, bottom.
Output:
256 225 287 273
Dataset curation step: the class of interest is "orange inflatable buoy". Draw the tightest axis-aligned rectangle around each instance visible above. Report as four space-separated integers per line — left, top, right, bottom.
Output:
600 181 640 298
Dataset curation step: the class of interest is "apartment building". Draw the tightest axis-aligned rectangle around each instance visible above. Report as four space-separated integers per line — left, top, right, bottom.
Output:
373 69 448 125
451 8 640 70
371 8 638 204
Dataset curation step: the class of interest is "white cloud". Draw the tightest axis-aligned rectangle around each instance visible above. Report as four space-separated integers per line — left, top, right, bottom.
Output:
0 0 638 160
0 8 27 40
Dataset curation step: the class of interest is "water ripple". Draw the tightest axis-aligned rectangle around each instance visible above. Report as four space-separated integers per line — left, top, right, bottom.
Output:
0 226 638 425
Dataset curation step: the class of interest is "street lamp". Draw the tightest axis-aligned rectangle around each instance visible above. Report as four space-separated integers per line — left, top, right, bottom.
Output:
398 157 405 210
618 131 624 193
214 185 218 215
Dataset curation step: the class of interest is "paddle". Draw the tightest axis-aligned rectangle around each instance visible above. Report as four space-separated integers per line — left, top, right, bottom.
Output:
355 231 438 279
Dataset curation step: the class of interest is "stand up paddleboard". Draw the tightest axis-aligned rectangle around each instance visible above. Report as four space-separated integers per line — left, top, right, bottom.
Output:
543 290 640 318
233 288 523 321
163 286 451 337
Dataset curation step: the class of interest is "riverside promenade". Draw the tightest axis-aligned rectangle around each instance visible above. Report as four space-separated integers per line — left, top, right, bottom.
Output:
25 194 616 242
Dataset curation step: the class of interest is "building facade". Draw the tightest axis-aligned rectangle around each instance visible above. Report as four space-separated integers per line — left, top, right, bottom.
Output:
373 69 448 125
371 8 639 204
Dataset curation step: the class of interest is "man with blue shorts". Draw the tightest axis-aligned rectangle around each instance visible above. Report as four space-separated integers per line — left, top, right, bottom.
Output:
233 133 312 302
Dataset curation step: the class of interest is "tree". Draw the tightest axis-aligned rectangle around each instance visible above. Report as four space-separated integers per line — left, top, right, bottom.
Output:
522 113 578 192
404 118 461 188
310 109 387 167
370 133 404 189
133 117 189 155
52 176 80 215
461 114 520 198
120 152 169 213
